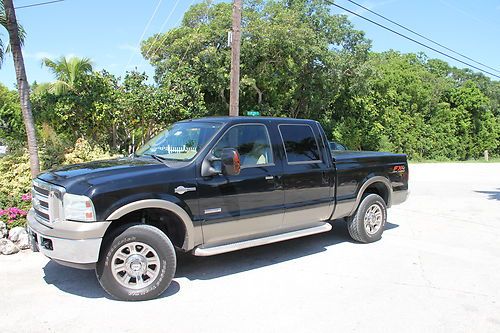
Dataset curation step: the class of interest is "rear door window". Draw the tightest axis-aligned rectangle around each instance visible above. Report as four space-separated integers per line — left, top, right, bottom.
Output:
279 124 321 164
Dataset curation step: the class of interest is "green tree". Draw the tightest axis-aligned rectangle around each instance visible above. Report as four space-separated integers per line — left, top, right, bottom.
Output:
116 70 206 147
142 0 370 119
449 80 499 158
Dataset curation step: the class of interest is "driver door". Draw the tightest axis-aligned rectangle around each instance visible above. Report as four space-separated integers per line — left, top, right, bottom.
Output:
197 123 284 245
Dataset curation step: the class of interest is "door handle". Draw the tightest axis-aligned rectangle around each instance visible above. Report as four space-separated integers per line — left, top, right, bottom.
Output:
265 176 274 180
175 186 197 195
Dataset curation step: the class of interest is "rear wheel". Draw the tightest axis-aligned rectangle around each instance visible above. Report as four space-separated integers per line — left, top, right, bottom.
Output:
96 224 176 301
347 194 387 243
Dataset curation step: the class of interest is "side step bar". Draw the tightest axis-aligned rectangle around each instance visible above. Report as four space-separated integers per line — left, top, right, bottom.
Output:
193 222 332 256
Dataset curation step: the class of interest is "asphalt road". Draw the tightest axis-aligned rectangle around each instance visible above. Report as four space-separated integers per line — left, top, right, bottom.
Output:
1 163 499 333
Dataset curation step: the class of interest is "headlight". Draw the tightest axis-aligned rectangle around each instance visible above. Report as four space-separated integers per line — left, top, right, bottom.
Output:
63 193 96 222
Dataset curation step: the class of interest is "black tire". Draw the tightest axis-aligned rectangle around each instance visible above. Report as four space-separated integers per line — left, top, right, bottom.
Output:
347 194 387 243
96 224 176 301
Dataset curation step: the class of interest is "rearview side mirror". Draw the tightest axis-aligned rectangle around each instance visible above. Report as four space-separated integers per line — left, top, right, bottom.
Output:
221 148 241 176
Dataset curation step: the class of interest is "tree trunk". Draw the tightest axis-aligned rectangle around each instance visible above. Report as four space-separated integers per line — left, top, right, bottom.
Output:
4 0 40 177
112 121 117 150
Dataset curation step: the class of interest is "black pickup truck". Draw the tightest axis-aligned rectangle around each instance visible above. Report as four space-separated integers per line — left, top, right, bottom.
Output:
27 117 408 301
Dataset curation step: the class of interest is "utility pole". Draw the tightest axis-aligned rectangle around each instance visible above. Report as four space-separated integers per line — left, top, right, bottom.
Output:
229 0 242 117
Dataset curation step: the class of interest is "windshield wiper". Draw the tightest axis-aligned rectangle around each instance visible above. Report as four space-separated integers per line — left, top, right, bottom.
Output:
143 154 168 163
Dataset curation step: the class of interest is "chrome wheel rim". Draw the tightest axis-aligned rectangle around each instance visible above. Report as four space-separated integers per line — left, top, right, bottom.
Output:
364 204 383 235
111 242 160 290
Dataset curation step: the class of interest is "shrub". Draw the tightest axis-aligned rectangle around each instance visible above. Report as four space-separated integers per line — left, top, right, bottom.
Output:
0 139 121 230
63 138 118 165
0 206 28 229
0 150 32 209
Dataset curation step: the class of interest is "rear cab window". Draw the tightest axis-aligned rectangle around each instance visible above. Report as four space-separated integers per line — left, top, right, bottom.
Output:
278 124 322 164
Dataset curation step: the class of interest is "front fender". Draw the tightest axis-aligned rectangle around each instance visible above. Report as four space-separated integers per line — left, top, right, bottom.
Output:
105 199 197 251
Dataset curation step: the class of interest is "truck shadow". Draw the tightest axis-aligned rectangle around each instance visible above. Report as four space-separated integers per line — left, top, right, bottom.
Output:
475 189 500 201
42 261 181 300
41 220 398 299
176 220 398 281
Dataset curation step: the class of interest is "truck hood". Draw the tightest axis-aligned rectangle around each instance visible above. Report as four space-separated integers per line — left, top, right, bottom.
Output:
38 157 168 192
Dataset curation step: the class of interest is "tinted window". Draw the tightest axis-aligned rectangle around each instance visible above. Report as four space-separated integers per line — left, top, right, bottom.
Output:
136 122 221 161
279 124 321 163
213 124 273 167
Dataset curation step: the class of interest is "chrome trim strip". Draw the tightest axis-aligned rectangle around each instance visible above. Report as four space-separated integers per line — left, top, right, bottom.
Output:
34 204 49 215
193 222 332 256
34 212 49 224
204 208 222 215
33 179 51 190
32 188 48 199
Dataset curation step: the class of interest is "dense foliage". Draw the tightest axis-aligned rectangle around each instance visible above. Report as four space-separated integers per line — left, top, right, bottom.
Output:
0 0 496 162
0 0 498 158
141 0 499 160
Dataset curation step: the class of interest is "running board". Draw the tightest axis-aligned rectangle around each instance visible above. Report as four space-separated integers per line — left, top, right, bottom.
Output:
193 223 332 256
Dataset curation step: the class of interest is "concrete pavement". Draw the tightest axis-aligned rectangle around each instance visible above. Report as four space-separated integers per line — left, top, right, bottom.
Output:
1 163 499 332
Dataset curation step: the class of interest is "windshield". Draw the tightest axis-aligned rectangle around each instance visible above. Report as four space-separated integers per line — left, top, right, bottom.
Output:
136 122 222 161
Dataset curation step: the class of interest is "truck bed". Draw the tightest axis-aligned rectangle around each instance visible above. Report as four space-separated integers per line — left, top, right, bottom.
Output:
330 150 409 219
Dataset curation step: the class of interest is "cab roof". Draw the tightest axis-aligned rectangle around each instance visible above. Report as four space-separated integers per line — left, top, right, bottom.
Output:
182 116 319 125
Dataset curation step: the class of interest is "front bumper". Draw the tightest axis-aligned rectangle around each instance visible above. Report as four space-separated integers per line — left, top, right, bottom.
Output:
27 208 111 267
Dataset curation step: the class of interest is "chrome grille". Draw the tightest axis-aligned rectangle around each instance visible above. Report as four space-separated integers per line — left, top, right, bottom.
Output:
32 179 65 225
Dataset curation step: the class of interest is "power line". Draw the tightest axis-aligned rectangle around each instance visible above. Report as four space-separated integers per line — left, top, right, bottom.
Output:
344 0 500 74
14 0 64 10
178 0 208 65
134 0 196 72
124 0 164 72
141 0 182 63
326 1 500 80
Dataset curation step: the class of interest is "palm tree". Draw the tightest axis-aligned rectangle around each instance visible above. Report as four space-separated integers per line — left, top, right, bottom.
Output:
41 56 93 94
1 0 40 177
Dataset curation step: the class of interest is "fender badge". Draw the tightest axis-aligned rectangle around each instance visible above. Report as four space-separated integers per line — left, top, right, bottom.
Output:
393 165 405 172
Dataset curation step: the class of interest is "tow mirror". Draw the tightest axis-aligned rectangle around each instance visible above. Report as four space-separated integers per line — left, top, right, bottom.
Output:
221 148 241 176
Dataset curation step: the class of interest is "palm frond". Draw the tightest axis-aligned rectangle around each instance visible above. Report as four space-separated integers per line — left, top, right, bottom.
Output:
41 55 94 94
41 57 60 73
0 2 27 68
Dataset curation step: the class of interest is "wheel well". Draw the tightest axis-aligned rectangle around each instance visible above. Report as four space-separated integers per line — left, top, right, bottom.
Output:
102 208 187 249
363 182 390 206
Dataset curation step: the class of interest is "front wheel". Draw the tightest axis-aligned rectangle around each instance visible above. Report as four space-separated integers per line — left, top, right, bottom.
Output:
96 224 176 301
347 194 387 243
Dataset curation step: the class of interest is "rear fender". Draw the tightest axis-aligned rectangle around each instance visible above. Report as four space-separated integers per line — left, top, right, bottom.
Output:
349 176 392 216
